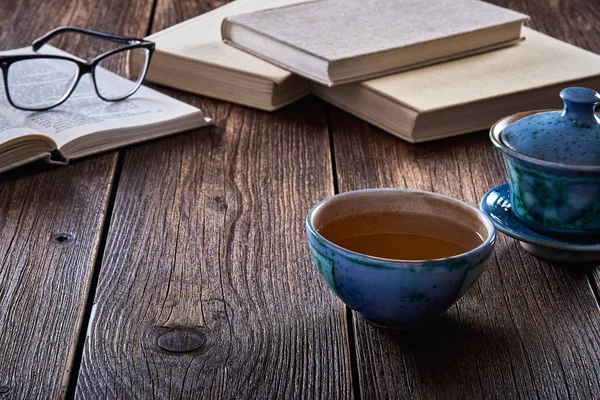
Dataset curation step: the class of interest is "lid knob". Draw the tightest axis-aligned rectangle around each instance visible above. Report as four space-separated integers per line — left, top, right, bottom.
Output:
560 87 600 125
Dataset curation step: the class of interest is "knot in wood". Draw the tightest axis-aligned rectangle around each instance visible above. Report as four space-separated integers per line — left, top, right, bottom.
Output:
157 329 205 353
208 196 227 212
0 386 9 395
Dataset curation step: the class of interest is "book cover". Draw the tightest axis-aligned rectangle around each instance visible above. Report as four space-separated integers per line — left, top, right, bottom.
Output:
223 0 529 85
313 28 600 142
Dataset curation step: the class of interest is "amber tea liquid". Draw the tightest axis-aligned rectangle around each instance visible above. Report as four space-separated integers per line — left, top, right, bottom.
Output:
317 211 483 260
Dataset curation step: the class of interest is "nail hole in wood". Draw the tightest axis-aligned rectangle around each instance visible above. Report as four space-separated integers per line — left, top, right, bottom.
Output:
51 233 75 244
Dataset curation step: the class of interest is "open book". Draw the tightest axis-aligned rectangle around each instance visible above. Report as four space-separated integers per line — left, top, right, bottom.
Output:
0 46 211 174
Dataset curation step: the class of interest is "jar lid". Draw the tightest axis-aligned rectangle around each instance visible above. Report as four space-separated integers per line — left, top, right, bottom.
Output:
500 87 600 165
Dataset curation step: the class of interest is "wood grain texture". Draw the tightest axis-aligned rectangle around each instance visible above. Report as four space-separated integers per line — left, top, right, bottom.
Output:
76 46 351 400
0 1 154 398
330 0 600 398
152 0 228 32
0 155 117 399
491 0 600 53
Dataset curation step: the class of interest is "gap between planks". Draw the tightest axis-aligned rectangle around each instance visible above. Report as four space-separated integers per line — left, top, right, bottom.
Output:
146 0 160 36
64 151 125 399
65 2 160 394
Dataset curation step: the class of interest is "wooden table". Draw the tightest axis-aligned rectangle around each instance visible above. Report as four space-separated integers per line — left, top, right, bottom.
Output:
1 0 599 398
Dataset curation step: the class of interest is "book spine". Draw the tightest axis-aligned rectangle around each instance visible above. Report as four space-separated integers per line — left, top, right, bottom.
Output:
47 150 69 165
221 18 232 42
0 153 58 175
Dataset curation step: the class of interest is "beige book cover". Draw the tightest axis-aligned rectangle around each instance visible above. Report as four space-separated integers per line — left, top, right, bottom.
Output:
145 0 311 110
313 28 600 142
223 0 529 85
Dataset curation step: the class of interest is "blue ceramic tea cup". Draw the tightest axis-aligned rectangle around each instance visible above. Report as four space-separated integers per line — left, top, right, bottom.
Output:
305 189 496 329
490 88 600 236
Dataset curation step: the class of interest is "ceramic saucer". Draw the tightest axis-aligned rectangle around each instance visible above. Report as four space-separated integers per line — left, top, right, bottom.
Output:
480 183 600 263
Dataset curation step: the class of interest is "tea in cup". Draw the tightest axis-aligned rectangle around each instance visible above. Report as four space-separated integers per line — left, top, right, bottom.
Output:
305 188 496 329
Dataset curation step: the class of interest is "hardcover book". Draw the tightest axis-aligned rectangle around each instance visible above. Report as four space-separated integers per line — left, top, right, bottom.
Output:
143 0 311 111
222 0 529 86
312 28 600 142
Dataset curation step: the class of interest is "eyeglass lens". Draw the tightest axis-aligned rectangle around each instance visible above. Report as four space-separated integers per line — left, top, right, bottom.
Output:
95 48 149 101
7 58 79 110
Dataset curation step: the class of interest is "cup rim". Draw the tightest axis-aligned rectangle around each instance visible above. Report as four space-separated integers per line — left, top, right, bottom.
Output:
490 110 600 172
306 188 496 266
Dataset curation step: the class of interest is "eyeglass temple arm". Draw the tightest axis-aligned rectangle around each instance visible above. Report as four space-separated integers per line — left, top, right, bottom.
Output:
31 26 152 52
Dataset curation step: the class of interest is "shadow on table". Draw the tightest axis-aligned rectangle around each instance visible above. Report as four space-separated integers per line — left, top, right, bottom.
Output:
0 159 59 181
355 312 531 396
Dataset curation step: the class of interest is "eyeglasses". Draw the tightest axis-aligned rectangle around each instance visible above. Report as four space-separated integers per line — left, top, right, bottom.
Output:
0 26 155 111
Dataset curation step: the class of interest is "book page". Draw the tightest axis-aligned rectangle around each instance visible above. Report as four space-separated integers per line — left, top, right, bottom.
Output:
0 113 37 144
0 66 47 145
0 46 204 149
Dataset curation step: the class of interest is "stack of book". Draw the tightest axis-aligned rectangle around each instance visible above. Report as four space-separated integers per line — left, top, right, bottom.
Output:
145 0 600 143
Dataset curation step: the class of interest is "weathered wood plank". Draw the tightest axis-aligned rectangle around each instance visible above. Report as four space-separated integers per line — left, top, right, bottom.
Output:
76 92 352 397
75 3 352 396
0 156 116 399
151 0 228 31
0 1 155 398
330 0 600 398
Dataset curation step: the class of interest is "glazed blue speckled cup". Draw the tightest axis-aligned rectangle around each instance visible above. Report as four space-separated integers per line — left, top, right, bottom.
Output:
305 189 496 329
491 111 600 236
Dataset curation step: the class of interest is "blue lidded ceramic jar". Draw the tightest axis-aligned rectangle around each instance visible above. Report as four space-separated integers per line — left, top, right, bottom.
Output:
490 87 600 236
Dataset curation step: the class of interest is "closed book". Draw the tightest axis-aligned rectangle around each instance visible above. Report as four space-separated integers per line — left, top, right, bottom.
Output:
222 0 529 86
312 28 600 142
143 0 311 111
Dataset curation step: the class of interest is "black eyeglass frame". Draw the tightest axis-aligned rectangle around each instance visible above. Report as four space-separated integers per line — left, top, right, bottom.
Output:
0 26 155 111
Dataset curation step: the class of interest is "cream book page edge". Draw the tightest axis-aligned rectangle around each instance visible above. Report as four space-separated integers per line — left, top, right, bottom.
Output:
0 121 55 151
361 28 600 113
312 86 418 142
0 128 56 173
150 44 291 85
0 153 54 174
67 114 212 160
